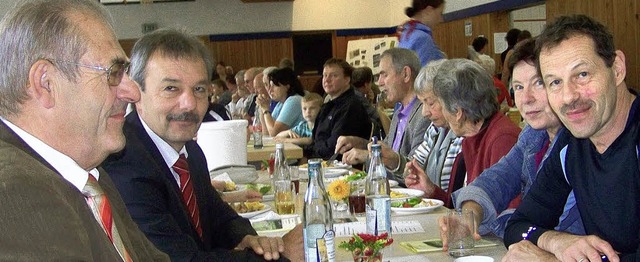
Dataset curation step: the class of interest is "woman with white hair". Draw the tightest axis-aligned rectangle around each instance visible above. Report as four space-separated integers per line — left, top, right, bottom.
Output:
405 59 521 206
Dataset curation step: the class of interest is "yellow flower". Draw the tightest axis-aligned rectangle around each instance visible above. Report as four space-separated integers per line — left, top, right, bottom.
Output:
327 179 350 201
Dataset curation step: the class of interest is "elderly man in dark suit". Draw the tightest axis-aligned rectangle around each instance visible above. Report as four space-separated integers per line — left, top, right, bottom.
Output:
0 0 169 260
102 28 302 261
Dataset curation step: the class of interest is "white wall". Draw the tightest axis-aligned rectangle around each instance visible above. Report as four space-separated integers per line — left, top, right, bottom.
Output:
0 0 504 39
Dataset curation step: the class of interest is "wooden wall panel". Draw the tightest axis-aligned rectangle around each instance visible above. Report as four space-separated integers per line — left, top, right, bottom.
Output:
207 38 293 73
546 0 639 89
432 11 510 73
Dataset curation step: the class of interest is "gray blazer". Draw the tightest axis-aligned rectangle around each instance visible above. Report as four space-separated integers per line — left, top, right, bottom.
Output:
0 122 168 261
384 99 430 183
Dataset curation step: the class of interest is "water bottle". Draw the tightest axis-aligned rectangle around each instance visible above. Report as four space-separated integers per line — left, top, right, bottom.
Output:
365 143 391 236
252 108 263 149
303 159 336 262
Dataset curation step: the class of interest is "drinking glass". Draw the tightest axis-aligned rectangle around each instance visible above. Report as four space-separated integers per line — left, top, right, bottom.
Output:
274 180 295 215
348 179 366 216
447 209 475 257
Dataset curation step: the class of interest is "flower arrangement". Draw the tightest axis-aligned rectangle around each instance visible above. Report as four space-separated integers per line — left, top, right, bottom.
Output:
338 233 393 262
327 179 350 201
327 171 368 200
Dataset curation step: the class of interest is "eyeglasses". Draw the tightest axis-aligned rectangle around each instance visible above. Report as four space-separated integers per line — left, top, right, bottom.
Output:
50 60 130 86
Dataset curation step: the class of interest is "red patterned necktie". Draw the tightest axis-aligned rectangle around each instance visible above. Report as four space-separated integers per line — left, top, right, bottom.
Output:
83 175 132 262
172 154 203 239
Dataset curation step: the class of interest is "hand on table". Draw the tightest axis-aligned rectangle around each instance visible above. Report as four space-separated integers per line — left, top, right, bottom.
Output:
341 148 368 165
538 232 619 262
236 234 284 261
335 136 368 154
502 240 558 262
282 224 304 261
211 180 226 191
222 189 263 203
437 215 481 252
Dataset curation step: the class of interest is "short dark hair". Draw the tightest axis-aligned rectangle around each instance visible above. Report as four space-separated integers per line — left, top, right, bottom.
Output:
405 0 445 17
212 79 227 91
507 38 536 82
517 30 532 42
351 67 373 88
505 28 522 46
268 67 305 97
535 14 615 68
323 58 353 78
472 36 488 52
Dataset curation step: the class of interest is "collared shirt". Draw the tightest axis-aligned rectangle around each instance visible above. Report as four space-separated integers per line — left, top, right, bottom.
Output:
392 97 417 151
139 116 188 187
0 117 99 192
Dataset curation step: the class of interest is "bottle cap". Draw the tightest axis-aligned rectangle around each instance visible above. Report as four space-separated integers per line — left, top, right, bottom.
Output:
276 143 284 149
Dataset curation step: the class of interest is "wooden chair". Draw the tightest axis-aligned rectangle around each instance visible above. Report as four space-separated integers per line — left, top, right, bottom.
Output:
376 107 392 139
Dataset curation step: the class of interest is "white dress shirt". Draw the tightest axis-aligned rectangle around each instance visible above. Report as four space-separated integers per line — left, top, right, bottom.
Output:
139 115 188 187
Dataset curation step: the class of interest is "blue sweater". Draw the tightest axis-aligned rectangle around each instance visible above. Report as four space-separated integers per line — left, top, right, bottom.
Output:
453 125 585 238
398 20 444 66
505 97 640 261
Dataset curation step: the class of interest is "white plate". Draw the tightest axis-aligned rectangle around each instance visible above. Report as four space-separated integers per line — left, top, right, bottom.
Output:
323 169 349 178
390 188 424 200
391 198 444 214
238 205 272 218
454 256 494 262
389 180 399 188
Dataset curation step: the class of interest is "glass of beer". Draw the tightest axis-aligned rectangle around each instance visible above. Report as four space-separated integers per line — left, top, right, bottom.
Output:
348 179 366 216
274 180 295 215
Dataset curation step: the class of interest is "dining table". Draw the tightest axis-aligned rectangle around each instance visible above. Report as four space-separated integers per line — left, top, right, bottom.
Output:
240 169 508 262
246 136 303 162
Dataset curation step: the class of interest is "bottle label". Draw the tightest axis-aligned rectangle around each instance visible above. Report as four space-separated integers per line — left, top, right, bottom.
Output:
366 197 391 235
323 230 336 262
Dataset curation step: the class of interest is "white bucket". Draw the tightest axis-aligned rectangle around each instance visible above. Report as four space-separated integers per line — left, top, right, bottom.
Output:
196 120 248 171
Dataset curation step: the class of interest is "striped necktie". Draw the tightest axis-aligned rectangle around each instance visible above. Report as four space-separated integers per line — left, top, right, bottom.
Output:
172 154 203 239
83 175 132 262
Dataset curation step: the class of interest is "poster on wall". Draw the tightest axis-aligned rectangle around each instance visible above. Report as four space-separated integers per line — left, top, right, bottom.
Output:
346 36 398 75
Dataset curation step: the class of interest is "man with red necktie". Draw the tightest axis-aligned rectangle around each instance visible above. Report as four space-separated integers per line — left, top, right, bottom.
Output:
102 28 302 261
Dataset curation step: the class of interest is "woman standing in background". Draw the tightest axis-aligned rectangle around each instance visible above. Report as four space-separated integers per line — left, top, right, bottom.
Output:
398 0 446 66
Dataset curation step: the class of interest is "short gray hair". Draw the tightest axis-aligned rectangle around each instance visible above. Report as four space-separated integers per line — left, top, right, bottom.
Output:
0 0 112 116
414 59 446 94
381 48 421 81
263 66 278 78
433 59 498 124
235 69 246 84
130 28 214 91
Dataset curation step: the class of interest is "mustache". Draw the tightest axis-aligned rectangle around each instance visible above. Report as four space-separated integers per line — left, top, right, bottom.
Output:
560 99 594 115
166 112 200 123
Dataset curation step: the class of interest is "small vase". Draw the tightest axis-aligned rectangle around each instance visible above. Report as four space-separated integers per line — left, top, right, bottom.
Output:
332 198 349 212
352 252 383 262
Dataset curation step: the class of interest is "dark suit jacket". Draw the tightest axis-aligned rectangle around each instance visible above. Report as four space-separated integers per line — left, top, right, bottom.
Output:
0 121 168 261
103 112 275 262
